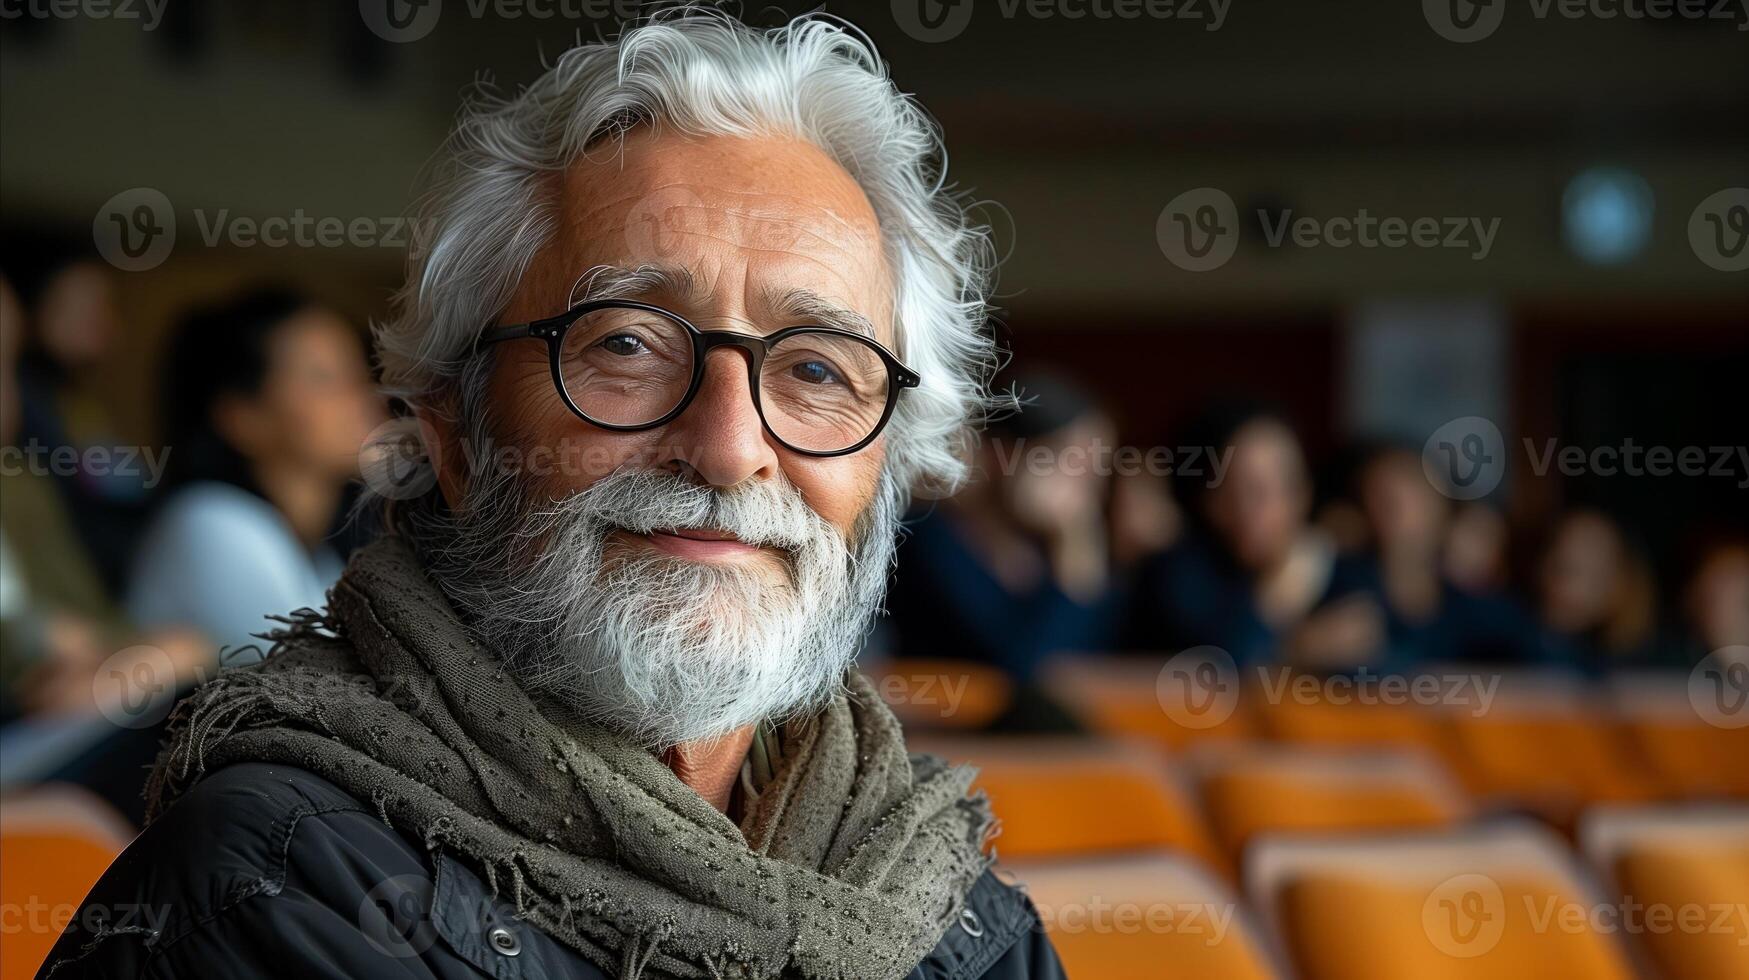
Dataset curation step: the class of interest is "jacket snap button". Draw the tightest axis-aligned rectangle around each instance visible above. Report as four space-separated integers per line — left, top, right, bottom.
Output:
488 925 521 957
959 907 984 938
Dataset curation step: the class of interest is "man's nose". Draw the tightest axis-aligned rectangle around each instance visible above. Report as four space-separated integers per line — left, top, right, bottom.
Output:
660 346 780 488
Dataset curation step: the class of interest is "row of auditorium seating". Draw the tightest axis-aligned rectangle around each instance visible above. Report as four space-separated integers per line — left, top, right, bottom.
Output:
886 656 1748 979
883 656 1749 818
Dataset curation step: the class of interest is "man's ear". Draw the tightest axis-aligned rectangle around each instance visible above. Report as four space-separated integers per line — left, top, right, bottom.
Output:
414 402 465 509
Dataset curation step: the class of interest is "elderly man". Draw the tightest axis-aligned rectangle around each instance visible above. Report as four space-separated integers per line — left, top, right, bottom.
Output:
45 11 1064 980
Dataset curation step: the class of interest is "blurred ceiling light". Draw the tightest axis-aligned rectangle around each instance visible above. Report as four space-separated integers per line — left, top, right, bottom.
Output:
1562 166 1655 266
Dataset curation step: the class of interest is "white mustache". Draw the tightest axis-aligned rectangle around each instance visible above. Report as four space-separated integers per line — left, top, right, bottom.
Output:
559 468 835 554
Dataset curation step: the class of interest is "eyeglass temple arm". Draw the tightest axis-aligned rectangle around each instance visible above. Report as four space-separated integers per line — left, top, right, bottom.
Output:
474 311 575 352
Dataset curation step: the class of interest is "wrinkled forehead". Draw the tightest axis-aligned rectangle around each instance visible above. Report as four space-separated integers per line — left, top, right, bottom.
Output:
542 129 895 343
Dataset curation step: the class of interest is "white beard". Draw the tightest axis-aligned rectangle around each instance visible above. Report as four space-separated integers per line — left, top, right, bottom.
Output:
411 464 898 749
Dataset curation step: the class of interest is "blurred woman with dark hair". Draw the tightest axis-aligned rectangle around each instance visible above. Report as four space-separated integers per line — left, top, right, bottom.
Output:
885 371 1119 689
1536 508 1666 672
126 288 383 658
1126 404 1372 666
1319 445 1539 669
4 240 148 591
1683 540 1749 658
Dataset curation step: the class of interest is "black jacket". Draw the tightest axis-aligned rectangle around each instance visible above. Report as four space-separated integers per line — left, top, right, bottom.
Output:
42 763 1066 979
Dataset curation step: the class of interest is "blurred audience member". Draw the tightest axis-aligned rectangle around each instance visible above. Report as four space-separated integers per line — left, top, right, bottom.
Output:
1322 446 1539 669
6 245 149 591
886 372 1118 683
1682 540 1749 657
1127 405 1368 666
1108 468 1181 568
0 273 122 721
1537 509 1664 671
2 272 209 824
127 288 383 658
1444 500 1511 595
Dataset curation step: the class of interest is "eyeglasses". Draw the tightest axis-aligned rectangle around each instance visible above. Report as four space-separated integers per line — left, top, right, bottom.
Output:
475 299 919 457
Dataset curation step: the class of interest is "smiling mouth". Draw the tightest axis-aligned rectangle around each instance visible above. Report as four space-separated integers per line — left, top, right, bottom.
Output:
626 527 768 561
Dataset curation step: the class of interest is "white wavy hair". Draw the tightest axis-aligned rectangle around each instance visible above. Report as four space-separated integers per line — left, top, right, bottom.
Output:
374 8 1000 502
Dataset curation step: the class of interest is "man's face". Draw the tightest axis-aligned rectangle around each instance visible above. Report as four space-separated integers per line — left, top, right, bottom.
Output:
421 129 903 747
462 128 893 574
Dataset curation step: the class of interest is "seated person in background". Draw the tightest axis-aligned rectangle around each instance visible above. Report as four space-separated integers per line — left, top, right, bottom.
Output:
127 288 383 658
1536 508 1668 672
1108 465 1182 569
1679 539 1749 662
3 243 151 593
1443 499 1512 596
1321 445 1539 669
1 273 208 824
1127 405 1371 667
886 371 1118 683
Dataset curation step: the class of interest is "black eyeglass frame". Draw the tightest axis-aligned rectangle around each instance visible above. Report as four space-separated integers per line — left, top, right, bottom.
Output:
474 299 920 457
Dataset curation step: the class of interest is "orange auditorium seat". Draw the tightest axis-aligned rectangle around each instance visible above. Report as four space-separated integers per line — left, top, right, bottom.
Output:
1581 802 1749 980
1608 671 1749 798
914 735 1224 873
1190 743 1470 864
1007 851 1286 980
1440 671 1658 824
0 785 134 980
1247 820 1640 980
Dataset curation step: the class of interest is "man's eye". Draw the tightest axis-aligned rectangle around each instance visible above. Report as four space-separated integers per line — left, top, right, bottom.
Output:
790 360 843 385
599 334 648 356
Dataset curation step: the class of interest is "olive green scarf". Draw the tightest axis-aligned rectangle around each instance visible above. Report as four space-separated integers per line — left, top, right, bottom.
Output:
147 537 994 979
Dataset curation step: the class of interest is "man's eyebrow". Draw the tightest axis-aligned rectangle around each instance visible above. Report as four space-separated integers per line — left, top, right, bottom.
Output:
569 264 702 306
570 269 880 340
767 287 878 339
